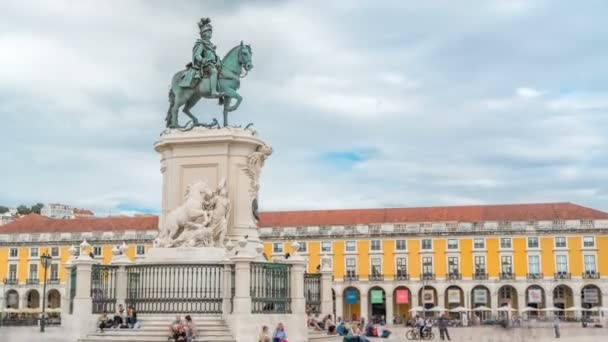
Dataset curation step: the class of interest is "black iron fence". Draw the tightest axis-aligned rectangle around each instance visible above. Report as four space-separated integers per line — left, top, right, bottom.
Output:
304 273 321 312
250 262 291 314
125 264 224 314
91 264 118 314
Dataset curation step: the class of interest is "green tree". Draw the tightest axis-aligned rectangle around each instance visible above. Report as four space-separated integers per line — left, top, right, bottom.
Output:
16 205 31 215
30 203 44 214
0 206 9 214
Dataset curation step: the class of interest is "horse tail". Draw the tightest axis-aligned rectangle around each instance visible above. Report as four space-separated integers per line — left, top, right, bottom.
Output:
218 95 224 106
166 89 176 125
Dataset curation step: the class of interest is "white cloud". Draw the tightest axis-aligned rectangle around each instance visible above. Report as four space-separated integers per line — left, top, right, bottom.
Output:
1 0 608 214
516 87 543 98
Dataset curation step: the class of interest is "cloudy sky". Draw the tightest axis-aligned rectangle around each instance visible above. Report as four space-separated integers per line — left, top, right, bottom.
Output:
1 0 607 215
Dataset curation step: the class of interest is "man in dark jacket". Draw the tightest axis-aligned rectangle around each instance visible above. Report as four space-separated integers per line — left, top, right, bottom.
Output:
438 313 451 341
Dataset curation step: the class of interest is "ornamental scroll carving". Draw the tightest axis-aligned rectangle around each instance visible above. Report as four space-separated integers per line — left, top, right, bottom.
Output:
243 143 273 222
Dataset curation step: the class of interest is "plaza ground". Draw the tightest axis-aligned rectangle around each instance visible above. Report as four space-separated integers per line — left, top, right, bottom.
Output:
1 323 607 342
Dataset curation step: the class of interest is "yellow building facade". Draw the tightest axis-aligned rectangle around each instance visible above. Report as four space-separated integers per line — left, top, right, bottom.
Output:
1 202 608 324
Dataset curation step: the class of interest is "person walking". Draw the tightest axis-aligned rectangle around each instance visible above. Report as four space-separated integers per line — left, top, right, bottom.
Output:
553 316 560 339
438 313 451 341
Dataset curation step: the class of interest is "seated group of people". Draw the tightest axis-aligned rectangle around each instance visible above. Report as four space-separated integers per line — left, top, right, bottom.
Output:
307 313 337 334
257 323 288 342
98 304 138 331
168 314 197 342
335 317 391 341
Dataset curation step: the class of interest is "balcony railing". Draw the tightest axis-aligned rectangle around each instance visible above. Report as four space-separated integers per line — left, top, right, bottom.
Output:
26 278 39 285
527 273 542 280
344 274 359 281
369 274 384 281
554 272 571 280
582 272 600 280
499 272 514 280
48 278 61 285
446 273 462 281
422 273 435 281
473 273 488 280
3 278 18 285
395 273 410 281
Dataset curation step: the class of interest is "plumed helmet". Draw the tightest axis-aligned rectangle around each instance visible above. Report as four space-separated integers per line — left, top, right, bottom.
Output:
198 17 212 34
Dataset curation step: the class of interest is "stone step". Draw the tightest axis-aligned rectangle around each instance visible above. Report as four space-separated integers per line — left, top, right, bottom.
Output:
89 331 231 337
80 337 234 342
308 329 342 341
136 326 230 332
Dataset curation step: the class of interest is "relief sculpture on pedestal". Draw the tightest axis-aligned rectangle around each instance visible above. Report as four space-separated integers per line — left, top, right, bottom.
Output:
155 178 230 248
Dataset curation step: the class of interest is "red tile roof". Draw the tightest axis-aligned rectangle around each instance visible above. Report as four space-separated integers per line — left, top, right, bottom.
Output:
1 203 606 233
0 214 158 234
258 202 608 227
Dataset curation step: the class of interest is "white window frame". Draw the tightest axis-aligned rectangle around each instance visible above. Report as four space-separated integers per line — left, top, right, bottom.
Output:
345 257 357 277
447 256 460 275
30 247 39 258
395 256 408 277
29 263 38 280
583 254 597 274
50 263 59 280
474 255 486 274
527 237 539 249
421 239 433 251
8 263 18 280
298 241 308 253
92 246 102 257
272 242 283 254
50 246 60 258
9 247 19 258
370 240 382 252
555 254 569 273
345 240 357 252
500 255 513 274
421 256 434 276
136 245 146 255
582 236 595 248
527 255 541 275
555 237 567 249
447 239 459 250
370 257 383 276
321 241 332 253
395 239 407 251
500 238 512 249
473 238 485 250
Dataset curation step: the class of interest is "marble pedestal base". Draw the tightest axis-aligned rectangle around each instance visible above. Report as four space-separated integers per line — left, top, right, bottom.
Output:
138 247 227 264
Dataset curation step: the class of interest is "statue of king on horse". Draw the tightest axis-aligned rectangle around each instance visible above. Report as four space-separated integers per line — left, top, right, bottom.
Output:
166 18 253 129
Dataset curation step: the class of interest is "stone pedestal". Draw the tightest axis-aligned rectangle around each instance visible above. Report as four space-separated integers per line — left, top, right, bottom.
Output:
155 127 271 251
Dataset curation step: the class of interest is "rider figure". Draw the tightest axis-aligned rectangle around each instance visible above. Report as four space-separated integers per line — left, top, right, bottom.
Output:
180 18 222 97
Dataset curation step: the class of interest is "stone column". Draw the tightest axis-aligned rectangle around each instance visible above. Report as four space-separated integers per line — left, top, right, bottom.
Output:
335 293 344 321
385 293 394 325
110 244 133 308
320 270 334 316
67 247 98 337
222 262 233 314
287 257 307 315
360 293 369 322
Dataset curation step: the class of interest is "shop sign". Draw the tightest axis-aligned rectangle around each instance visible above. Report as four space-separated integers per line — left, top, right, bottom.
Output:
371 289 384 304
396 289 409 304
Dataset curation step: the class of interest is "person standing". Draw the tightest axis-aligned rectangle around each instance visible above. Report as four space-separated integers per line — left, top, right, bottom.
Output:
553 316 560 338
438 313 451 341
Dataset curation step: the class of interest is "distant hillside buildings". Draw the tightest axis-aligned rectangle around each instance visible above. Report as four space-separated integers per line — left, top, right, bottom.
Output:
40 203 94 219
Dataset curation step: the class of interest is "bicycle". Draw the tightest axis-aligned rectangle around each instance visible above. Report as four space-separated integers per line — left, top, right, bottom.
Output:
405 327 434 340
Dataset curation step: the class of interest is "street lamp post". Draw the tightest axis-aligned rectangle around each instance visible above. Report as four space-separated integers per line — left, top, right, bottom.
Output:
40 253 52 333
